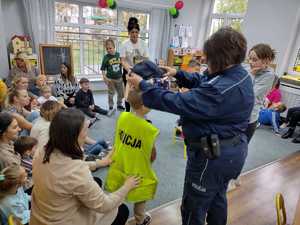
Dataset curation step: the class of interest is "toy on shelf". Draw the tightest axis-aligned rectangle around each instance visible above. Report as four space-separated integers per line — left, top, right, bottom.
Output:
9 35 37 69
293 48 300 72
11 35 32 55
167 48 203 70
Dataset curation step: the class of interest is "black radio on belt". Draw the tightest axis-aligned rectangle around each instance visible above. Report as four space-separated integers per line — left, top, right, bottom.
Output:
189 134 221 159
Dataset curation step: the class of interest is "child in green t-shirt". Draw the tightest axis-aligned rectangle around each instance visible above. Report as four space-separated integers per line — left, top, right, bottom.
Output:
101 39 125 111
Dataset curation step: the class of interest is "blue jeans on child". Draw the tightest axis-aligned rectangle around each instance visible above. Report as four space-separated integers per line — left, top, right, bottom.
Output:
20 111 40 136
84 139 109 155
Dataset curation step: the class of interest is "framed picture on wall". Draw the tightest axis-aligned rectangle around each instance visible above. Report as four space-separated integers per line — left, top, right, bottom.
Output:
39 44 73 76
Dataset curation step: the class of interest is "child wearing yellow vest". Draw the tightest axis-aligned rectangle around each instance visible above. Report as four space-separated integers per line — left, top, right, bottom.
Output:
105 89 159 225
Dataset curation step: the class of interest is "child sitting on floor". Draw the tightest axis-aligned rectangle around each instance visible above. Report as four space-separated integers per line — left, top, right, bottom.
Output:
37 85 58 105
105 88 159 225
75 78 114 118
264 79 282 108
0 164 30 225
258 102 287 134
14 136 37 177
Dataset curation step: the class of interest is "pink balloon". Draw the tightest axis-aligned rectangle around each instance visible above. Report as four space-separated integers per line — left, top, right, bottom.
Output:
175 1 184 10
98 0 108 8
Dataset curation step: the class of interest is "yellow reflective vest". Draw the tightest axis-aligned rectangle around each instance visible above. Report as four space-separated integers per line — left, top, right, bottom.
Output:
105 112 159 202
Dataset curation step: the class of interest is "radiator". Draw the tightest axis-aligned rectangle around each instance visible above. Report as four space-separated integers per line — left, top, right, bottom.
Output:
281 82 300 117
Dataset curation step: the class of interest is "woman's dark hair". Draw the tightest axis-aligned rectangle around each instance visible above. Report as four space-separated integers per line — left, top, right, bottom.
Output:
203 27 247 74
61 62 75 84
250 43 276 61
0 112 13 138
43 108 85 163
273 78 280 89
127 17 140 32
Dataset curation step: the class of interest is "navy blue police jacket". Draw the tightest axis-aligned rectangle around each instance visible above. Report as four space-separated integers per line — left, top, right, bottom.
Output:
139 64 254 140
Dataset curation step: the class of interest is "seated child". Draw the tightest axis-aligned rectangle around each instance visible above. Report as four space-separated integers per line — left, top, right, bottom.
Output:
0 164 30 225
186 59 201 73
264 79 281 108
105 89 159 225
14 136 37 178
84 137 112 159
29 74 47 96
75 78 114 118
37 85 58 105
258 102 287 133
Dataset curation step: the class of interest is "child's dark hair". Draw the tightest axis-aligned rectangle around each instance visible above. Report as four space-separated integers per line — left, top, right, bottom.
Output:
105 38 115 48
127 89 143 109
273 78 280 89
203 27 247 73
276 103 287 113
79 77 89 84
127 17 140 32
250 44 276 61
14 136 38 156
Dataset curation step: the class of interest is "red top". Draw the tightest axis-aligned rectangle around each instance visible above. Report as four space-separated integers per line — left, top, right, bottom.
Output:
266 88 281 104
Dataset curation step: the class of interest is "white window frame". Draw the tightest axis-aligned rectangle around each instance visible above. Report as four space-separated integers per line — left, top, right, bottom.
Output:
53 0 150 79
210 0 247 35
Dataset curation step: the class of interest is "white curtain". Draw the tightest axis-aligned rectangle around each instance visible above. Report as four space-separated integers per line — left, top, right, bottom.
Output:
149 8 171 61
195 0 215 48
0 0 9 78
22 0 55 54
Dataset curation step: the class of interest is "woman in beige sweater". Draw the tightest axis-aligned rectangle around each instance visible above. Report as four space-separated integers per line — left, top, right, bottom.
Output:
30 108 139 225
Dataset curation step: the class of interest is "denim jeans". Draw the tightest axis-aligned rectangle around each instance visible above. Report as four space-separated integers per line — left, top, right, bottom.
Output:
84 139 108 155
181 134 248 225
20 111 40 136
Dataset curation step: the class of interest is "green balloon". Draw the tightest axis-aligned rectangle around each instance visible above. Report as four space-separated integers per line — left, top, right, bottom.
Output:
173 10 179 18
107 0 114 7
109 1 117 9
169 7 177 16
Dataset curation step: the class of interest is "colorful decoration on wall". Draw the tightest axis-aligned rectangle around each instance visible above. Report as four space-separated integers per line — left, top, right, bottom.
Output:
98 0 117 9
175 1 184 10
169 1 184 19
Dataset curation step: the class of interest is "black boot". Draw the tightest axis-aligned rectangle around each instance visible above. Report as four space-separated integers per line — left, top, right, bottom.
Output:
292 134 300 143
281 128 295 139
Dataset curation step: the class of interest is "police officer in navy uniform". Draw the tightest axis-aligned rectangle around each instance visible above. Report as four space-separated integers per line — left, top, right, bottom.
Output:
127 27 254 225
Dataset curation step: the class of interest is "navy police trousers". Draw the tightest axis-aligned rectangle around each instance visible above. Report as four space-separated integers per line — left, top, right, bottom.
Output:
181 135 248 225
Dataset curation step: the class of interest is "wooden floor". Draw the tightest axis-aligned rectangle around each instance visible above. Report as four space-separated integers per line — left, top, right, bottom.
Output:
128 151 300 225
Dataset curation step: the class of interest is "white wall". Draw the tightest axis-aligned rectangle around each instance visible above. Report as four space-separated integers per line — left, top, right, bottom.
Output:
170 0 203 47
242 0 300 75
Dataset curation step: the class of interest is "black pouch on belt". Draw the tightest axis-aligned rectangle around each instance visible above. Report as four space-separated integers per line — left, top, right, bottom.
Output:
189 134 221 159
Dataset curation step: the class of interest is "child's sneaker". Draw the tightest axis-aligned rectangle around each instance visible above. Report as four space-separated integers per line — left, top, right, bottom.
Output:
136 213 152 225
117 105 125 111
280 123 288 129
107 108 116 117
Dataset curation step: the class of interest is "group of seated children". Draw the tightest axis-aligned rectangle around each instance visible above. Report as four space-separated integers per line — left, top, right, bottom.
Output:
0 60 120 223
0 86 157 225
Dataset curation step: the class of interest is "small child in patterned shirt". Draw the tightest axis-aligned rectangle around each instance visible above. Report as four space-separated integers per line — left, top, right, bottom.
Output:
14 136 38 178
